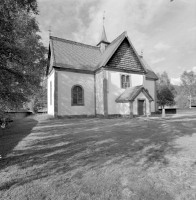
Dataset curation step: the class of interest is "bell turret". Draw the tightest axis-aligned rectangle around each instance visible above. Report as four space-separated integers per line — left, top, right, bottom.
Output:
97 25 110 53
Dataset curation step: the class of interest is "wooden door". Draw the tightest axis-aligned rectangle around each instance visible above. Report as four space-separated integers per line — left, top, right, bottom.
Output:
138 100 144 115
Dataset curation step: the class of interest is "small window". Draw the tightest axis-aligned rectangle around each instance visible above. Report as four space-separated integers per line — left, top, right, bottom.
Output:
121 75 131 88
126 76 130 87
121 75 125 88
72 85 84 106
50 81 52 105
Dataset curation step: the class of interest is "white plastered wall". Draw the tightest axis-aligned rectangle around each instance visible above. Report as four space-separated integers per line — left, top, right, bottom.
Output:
106 70 144 115
144 80 155 112
132 92 151 115
132 74 145 87
58 71 95 116
47 70 55 115
95 71 104 115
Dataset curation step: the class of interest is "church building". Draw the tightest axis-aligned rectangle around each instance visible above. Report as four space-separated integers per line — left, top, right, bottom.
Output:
46 26 158 117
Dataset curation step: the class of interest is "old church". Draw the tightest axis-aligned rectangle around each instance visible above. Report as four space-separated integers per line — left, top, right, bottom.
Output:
46 26 158 117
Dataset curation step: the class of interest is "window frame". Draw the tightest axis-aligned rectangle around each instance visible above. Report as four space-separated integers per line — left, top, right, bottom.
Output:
120 74 131 89
71 85 84 106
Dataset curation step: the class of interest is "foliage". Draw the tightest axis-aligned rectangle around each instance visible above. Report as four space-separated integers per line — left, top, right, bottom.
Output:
157 85 175 108
157 72 177 96
0 0 47 111
179 71 196 108
173 71 196 108
31 81 47 112
175 92 189 108
181 71 196 95
156 72 176 109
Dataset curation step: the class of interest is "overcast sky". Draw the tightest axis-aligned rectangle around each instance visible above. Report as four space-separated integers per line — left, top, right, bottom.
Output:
37 0 196 85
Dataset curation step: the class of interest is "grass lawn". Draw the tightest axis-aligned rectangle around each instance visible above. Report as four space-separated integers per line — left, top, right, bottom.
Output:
1 111 196 199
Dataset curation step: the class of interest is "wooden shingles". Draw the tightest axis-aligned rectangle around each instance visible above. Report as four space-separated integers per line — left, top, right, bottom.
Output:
107 38 145 73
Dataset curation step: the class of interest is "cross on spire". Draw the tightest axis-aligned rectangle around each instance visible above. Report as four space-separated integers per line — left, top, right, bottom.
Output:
103 11 106 25
96 11 110 49
99 11 109 44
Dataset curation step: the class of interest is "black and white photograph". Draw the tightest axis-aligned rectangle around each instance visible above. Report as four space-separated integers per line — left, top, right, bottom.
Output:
0 0 196 199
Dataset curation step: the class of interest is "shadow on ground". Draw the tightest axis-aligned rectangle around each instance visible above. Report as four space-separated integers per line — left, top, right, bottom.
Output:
1 115 196 185
0 117 38 158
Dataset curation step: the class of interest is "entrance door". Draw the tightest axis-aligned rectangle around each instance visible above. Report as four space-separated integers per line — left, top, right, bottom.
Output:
138 100 144 115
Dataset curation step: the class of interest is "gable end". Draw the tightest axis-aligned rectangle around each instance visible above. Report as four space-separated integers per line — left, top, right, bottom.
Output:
106 38 146 73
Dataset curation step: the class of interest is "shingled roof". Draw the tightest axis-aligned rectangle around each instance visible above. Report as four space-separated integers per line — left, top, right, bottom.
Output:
50 37 101 71
115 85 154 103
49 32 155 76
139 56 159 80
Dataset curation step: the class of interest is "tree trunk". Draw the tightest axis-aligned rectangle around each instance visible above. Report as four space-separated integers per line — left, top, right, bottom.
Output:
162 106 165 118
29 98 35 114
189 95 192 109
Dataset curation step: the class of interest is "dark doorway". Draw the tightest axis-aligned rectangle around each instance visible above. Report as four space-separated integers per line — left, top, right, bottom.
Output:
138 100 144 115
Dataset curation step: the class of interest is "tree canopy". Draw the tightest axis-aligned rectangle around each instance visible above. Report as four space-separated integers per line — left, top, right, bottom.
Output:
0 0 47 111
157 71 176 109
179 71 196 108
157 85 175 108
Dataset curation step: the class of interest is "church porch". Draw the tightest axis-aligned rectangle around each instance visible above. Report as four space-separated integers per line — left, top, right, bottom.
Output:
115 85 153 117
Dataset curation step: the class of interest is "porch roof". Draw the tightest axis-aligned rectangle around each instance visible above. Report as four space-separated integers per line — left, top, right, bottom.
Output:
115 85 154 103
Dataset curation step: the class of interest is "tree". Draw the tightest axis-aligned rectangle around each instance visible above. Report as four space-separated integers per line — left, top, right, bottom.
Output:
157 71 177 96
180 71 196 108
0 0 47 112
157 72 176 117
28 80 47 113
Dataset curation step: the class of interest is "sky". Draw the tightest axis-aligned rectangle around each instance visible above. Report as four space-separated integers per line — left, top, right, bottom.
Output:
36 0 196 85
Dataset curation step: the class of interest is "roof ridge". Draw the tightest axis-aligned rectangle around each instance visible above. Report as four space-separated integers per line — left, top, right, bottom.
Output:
50 36 100 50
106 31 126 48
98 31 127 67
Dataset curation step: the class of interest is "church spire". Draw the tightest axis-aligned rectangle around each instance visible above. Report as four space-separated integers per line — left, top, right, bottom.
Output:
97 12 110 52
100 25 109 44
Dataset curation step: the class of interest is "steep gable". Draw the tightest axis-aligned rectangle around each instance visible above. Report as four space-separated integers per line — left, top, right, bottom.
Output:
106 38 146 73
96 32 126 69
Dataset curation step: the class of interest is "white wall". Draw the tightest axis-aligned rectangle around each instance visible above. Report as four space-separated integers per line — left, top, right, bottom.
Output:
144 79 155 112
58 71 95 116
47 70 55 115
132 74 144 87
132 92 151 116
95 71 104 115
106 70 144 115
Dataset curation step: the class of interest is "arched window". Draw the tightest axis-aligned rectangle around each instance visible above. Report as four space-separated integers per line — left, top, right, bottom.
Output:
121 75 131 88
72 85 84 106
